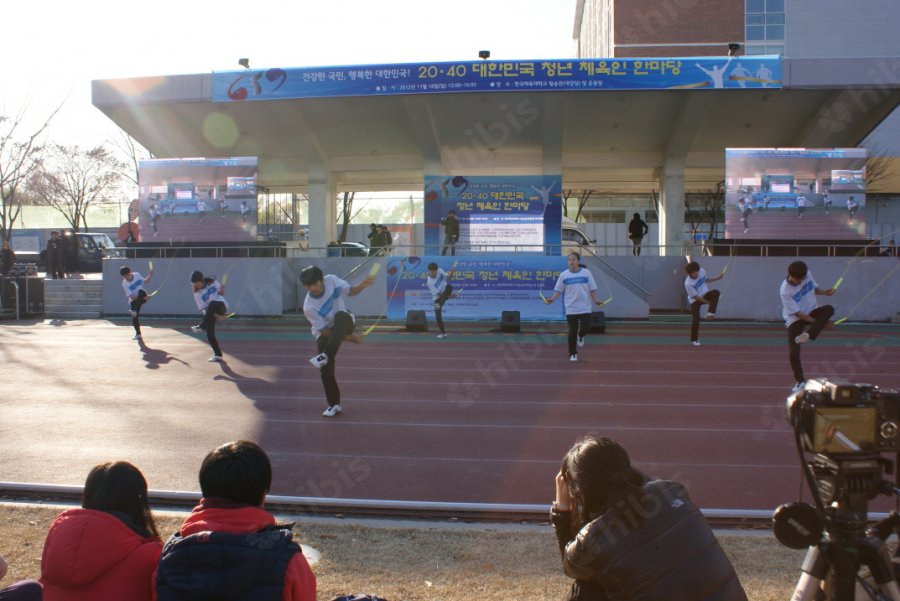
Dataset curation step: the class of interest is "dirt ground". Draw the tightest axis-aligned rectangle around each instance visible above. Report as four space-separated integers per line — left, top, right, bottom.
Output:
1 503 805 601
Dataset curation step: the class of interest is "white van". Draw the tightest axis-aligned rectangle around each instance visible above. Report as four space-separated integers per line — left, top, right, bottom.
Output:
561 216 594 254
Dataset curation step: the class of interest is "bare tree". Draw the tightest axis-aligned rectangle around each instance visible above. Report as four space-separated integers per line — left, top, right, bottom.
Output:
0 106 59 242
562 188 595 222
336 191 356 243
110 130 153 190
685 181 724 242
29 144 125 232
865 144 896 192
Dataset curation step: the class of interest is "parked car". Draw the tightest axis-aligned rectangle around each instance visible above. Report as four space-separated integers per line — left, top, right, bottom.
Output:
327 241 369 257
34 232 122 272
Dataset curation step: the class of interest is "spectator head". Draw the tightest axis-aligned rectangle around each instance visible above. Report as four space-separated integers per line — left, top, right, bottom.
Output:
120 266 132 278
685 261 700 277
370 223 377 230
199 440 271 507
561 436 645 528
448 210 456 217
83 461 159 539
787 260 808 283
633 212 641 220
50 231 59 238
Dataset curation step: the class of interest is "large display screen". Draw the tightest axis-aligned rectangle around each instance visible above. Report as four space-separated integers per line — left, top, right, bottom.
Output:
423 175 562 255
725 148 867 241
137 157 258 242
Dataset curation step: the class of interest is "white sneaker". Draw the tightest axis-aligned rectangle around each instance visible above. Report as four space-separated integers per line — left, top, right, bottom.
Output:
309 353 328 368
743 229 749 233
191 325 203 333
132 334 142 340
569 354 577 362
795 332 810 345
208 355 222 362
577 336 585 348
706 313 715 320
128 309 137 318
691 341 701 346
322 404 342 417
791 381 805 394
436 333 446 338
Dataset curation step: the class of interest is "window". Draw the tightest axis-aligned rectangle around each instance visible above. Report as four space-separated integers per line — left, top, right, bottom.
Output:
746 0 784 54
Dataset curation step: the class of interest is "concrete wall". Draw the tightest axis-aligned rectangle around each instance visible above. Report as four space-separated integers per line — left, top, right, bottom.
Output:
102 255 900 322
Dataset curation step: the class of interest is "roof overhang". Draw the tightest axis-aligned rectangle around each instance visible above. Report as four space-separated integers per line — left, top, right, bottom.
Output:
92 57 900 193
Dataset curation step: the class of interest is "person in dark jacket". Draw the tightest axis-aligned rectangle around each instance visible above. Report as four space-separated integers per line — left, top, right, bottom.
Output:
0 552 42 601
441 210 460 256
40 461 162 601
551 435 747 601
0 240 16 277
627 213 649 256
154 440 316 601
45 231 64 280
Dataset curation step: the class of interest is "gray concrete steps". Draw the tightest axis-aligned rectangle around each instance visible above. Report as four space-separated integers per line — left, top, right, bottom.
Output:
43 279 103 319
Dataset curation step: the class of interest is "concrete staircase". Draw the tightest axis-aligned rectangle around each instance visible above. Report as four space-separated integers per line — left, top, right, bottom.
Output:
43 279 103 319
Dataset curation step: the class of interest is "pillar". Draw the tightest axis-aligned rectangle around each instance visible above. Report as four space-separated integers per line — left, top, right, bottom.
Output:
307 170 336 257
658 157 685 256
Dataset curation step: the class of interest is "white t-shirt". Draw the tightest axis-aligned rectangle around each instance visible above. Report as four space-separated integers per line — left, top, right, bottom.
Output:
426 268 449 300
194 280 228 312
780 272 818 327
303 274 352 337
197 200 207 212
122 272 146 300
554 267 598 315
797 196 806 207
684 268 709 304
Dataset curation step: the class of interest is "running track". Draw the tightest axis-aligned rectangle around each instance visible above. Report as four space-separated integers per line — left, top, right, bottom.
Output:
2 318 899 513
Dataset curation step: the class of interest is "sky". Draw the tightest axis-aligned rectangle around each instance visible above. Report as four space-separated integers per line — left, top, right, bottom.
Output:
4 0 578 147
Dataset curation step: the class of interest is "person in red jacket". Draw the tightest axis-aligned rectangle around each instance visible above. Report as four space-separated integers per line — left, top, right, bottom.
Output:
154 440 316 601
41 461 162 601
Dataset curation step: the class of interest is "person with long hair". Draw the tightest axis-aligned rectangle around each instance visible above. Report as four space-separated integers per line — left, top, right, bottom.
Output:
41 462 162 601
551 436 747 601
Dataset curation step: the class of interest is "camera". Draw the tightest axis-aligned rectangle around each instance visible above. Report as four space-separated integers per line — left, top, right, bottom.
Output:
786 378 900 455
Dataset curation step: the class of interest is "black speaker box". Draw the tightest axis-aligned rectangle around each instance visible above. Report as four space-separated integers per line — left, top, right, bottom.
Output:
406 309 428 331
500 310 520 333
590 311 606 333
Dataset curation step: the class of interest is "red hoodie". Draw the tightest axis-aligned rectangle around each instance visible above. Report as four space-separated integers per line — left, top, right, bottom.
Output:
151 500 316 601
41 508 162 601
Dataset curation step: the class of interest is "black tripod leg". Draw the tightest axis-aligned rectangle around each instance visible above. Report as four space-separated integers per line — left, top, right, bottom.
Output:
858 537 900 601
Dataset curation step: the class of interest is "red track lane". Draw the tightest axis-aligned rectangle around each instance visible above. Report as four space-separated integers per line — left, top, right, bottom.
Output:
1 320 899 513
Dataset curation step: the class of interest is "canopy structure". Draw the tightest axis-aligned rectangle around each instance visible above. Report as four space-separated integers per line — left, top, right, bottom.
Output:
93 56 900 253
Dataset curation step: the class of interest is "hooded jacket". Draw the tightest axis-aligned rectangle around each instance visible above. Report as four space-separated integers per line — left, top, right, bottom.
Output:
153 499 316 601
41 508 162 601
552 480 747 601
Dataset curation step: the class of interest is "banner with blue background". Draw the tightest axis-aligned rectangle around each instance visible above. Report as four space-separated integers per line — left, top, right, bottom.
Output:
424 175 562 255
386 255 570 320
212 56 782 102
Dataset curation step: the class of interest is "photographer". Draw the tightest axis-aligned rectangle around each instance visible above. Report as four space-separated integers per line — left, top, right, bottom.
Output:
551 436 746 601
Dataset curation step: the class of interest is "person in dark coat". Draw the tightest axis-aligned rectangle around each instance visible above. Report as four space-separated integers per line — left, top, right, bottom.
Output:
551 435 747 601
0 240 16 277
45 231 64 279
627 213 649 256
441 211 460 256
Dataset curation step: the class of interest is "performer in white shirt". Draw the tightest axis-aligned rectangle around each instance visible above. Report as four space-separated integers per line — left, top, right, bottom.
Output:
543 253 607 362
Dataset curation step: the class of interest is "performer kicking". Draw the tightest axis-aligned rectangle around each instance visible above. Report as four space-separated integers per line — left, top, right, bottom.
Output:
543 252 606 362
684 261 724 347
426 262 456 338
120 265 154 340
190 270 229 362
300 266 373 417
780 260 836 393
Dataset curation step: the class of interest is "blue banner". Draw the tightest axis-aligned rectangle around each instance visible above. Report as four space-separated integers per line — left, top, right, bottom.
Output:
424 175 562 255
212 56 782 102
386 255 570 320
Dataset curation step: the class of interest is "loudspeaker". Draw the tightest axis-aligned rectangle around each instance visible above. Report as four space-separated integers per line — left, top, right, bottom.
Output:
405 309 428 332
500 310 520 333
590 311 606 333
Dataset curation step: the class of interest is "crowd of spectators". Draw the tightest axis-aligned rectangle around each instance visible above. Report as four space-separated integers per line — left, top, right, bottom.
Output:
1 436 746 601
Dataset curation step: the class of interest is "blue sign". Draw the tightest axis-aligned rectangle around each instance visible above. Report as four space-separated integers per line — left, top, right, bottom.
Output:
424 175 562 255
212 56 782 102
386 255 569 321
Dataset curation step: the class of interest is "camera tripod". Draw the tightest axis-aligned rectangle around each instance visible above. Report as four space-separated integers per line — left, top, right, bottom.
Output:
790 455 900 601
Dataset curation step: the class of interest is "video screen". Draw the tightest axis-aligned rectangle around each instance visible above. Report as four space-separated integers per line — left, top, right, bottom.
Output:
725 148 867 241
137 157 258 243
812 407 876 453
